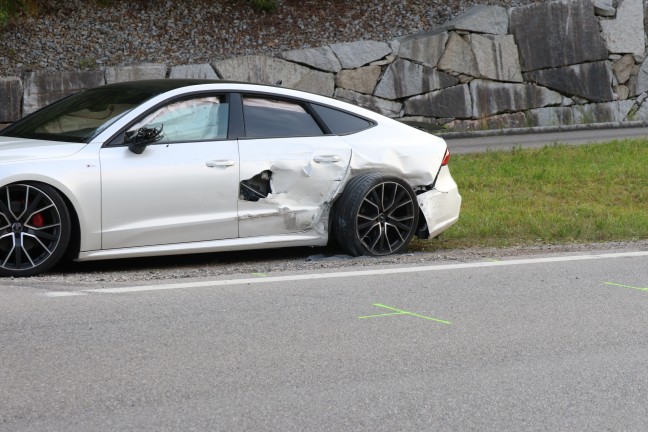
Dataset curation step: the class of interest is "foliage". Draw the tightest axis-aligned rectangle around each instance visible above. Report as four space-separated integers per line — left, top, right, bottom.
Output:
250 0 278 12
0 0 30 27
413 140 648 251
229 0 279 12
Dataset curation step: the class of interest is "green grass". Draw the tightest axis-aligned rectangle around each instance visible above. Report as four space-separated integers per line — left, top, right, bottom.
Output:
413 140 648 251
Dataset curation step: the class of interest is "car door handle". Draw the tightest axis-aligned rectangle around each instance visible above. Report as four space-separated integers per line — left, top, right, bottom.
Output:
313 155 342 164
206 160 236 168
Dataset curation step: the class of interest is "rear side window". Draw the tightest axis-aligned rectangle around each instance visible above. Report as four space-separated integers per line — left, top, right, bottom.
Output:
311 104 374 135
242 97 323 138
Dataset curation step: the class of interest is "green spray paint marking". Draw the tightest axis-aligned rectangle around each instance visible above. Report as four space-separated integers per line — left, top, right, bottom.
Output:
358 303 451 324
604 281 648 291
251 273 267 277
485 258 501 262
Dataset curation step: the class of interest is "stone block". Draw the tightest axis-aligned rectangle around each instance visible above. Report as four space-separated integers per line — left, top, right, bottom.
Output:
293 69 335 97
213 55 335 96
0 77 22 122
613 55 635 84
524 61 615 102
454 112 531 131
169 64 219 79
397 31 448 68
334 88 402 117
630 98 648 120
634 57 648 95
279 46 342 73
329 41 392 69
105 63 167 83
571 100 635 123
614 85 630 100
371 55 396 67
438 33 479 77
510 0 608 71
374 59 458 100
403 84 472 118
593 0 616 16
438 5 509 35
23 71 105 115
335 66 382 95
600 0 645 56
528 107 576 126
468 34 523 82
470 80 563 118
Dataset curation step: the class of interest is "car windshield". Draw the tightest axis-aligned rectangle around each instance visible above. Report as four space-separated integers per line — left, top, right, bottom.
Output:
0 87 158 143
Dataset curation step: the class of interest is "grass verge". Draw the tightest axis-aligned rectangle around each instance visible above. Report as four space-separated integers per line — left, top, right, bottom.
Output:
413 139 648 251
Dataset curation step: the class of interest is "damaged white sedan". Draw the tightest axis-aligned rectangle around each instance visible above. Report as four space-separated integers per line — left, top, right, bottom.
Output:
0 80 461 277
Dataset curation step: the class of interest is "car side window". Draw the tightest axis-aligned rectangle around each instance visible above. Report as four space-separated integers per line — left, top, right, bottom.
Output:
311 104 374 135
127 96 229 143
242 96 324 138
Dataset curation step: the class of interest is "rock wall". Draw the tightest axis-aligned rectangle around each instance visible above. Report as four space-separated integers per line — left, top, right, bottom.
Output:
2 0 648 132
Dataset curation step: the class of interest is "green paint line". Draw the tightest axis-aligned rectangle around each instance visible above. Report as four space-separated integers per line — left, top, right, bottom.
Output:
251 273 267 277
604 281 648 291
372 303 452 325
358 312 407 319
484 258 501 262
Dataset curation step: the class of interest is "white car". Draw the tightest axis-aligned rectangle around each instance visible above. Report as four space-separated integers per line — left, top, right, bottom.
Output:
0 80 461 277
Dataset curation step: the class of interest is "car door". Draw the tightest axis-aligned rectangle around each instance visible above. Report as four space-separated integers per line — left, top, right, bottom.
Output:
99 94 239 249
237 95 352 237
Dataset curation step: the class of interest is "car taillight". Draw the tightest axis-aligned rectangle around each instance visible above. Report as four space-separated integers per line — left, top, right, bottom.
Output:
441 148 450 166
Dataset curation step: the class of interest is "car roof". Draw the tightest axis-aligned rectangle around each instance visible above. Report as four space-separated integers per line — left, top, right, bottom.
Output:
100 79 273 93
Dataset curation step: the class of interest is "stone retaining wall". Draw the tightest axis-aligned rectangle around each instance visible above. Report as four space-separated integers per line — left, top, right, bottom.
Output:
2 0 648 132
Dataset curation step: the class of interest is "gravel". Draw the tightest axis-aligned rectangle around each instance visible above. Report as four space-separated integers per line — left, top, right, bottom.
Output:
4 240 647 288
0 0 539 77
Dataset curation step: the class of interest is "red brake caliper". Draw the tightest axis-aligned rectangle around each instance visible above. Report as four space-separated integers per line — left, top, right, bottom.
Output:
31 213 45 228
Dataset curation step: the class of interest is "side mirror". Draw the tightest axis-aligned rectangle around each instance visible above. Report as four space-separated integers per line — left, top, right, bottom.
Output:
125 125 164 154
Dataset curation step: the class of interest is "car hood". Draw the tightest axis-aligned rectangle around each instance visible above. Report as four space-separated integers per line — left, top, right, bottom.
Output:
0 136 87 163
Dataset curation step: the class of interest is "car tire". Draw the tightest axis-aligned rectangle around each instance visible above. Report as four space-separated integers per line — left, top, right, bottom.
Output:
0 183 72 277
333 173 419 256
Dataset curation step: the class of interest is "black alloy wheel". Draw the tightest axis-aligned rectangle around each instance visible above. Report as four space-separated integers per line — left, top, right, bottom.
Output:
0 183 71 277
333 173 419 256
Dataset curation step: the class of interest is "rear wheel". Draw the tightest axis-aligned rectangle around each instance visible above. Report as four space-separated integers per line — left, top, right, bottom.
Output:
333 174 419 256
0 183 71 277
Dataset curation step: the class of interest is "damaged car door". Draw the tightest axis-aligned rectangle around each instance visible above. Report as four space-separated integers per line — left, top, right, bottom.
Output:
100 94 239 249
237 95 351 237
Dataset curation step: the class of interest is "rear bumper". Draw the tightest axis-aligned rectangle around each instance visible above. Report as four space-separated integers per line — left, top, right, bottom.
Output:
417 166 462 239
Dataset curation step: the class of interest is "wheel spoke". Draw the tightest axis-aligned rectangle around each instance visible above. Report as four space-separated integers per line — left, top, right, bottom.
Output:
362 194 381 212
14 235 24 268
385 223 406 243
388 218 414 231
0 201 11 225
367 225 384 252
28 229 59 242
23 233 53 255
358 219 379 231
23 193 46 223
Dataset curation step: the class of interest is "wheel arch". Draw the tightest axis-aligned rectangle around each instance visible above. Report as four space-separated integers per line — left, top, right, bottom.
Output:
2 179 83 261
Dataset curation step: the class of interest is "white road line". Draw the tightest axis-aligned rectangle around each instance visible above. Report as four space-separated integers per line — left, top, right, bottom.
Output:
44 250 648 297
44 291 88 297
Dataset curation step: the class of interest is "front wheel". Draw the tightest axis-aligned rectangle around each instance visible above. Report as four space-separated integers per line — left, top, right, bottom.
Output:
333 174 419 256
0 183 71 277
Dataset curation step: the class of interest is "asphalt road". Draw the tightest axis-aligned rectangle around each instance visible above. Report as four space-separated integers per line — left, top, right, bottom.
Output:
2 248 647 431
